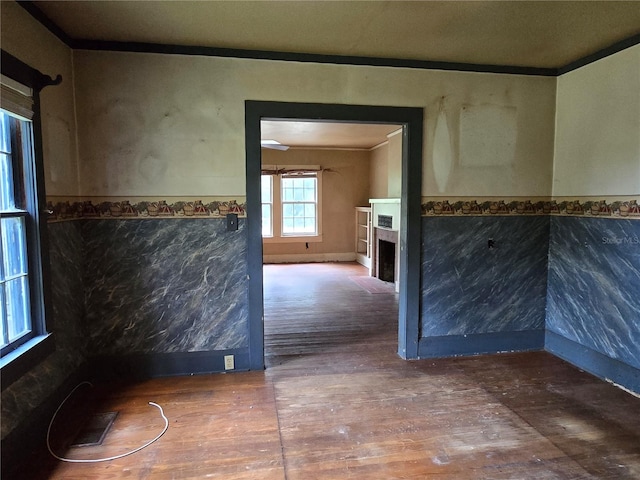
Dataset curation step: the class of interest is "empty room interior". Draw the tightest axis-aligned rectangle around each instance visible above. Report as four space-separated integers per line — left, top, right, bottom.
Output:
1 1 639 478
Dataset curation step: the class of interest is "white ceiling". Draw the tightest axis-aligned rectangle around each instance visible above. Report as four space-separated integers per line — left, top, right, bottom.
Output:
26 1 640 149
261 121 401 150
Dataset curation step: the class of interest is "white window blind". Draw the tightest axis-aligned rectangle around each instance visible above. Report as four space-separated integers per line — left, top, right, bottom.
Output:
0 74 34 120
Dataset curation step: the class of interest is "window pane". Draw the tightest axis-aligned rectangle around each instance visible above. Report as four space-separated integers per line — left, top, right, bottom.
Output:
1 217 28 277
283 205 316 234
261 175 272 203
292 217 304 230
304 204 315 217
5 276 31 342
261 204 272 236
282 203 293 217
303 186 315 201
282 184 294 201
0 111 10 153
0 153 15 211
304 218 315 231
1 113 15 211
293 186 304 201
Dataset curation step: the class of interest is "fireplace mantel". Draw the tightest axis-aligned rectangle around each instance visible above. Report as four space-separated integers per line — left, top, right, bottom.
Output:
369 198 401 230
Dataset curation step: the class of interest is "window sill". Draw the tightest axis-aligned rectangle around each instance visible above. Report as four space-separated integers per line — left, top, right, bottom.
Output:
262 234 323 244
1 333 54 391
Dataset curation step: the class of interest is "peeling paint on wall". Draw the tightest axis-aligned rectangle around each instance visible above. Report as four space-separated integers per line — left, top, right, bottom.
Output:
432 102 453 193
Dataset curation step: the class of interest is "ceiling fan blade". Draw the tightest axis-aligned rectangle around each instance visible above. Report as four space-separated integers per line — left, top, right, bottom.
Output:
262 144 289 151
261 139 290 151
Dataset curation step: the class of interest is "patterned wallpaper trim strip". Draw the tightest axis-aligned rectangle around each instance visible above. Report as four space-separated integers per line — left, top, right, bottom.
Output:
421 198 640 219
46 197 246 222
45 197 640 222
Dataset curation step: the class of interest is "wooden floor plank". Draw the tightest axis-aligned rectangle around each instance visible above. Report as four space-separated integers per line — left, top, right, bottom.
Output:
17 262 640 479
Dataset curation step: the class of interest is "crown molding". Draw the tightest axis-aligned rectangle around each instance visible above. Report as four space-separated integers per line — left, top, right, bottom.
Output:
558 33 640 75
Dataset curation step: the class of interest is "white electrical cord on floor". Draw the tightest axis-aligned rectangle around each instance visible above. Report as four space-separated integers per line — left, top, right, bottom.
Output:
47 381 169 463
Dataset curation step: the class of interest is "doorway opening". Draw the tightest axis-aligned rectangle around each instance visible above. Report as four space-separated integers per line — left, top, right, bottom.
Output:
245 101 423 370
260 118 401 364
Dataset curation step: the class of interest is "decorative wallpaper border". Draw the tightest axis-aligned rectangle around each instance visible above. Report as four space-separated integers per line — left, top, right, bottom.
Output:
421 198 640 219
45 196 640 222
46 197 246 222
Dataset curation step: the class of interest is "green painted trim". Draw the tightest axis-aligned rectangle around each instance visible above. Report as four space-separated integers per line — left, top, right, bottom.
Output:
245 101 424 364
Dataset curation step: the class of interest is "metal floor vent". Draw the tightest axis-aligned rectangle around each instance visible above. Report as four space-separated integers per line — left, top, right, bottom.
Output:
70 411 118 447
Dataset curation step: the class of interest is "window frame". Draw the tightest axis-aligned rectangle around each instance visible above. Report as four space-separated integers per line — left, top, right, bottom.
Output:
0 50 56 391
260 174 273 237
1 115 37 354
261 167 323 243
280 173 318 237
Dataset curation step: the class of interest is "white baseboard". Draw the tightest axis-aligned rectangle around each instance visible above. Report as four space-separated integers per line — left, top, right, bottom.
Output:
355 253 372 269
263 252 357 264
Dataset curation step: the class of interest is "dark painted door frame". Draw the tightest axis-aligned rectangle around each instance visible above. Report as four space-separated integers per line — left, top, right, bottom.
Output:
245 101 423 369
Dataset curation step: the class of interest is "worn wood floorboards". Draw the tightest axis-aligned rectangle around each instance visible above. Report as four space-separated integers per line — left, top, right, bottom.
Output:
22 262 640 479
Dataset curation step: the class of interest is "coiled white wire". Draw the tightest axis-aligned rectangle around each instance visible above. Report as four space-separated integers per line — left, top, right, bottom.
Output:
47 381 169 463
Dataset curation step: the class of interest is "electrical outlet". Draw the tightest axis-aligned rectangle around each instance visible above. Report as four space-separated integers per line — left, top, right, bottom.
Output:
224 355 235 370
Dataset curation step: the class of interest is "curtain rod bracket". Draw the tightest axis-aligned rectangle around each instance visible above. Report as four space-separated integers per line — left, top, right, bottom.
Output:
38 74 63 91
1 49 62 92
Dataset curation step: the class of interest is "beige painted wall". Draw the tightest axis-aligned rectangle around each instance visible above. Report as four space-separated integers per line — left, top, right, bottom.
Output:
1 1 81 442
1 1 79 196
387 130 403 197
369 129 403 198
262 148 370 258
369 142 388 198
553 45 640 196
71 49 556 198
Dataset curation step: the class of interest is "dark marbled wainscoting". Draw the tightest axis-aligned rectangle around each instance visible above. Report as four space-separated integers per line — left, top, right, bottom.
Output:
1 221 86 440
83 219 249 356
421 216 549 344
547 217 640 371
49 221 86 357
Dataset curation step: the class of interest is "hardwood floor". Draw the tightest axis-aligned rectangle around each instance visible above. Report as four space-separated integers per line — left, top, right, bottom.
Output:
22 263 640 479
263 262 398 362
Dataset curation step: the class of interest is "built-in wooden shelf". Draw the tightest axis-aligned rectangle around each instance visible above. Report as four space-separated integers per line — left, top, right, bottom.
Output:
355 206 372 270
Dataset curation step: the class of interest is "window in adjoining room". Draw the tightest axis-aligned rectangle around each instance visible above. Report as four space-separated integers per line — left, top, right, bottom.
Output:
281 173 317 236
261 169 322 242
261 174 273 237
